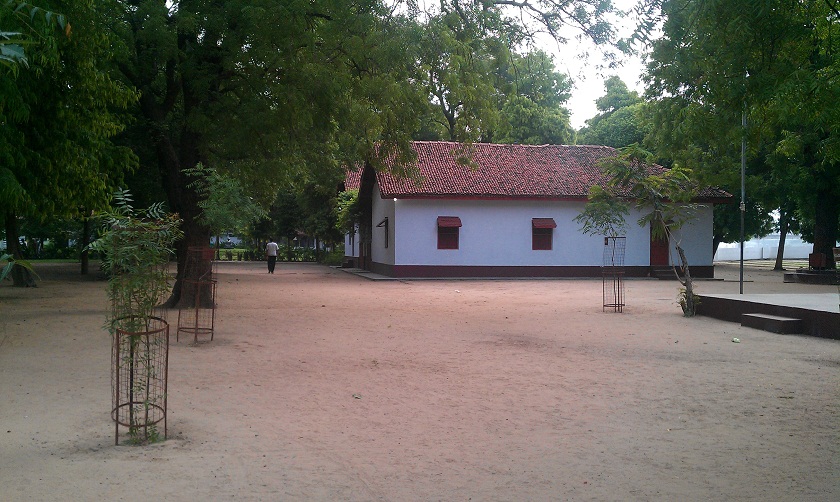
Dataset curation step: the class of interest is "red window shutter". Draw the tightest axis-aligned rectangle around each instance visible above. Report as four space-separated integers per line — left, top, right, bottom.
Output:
532 218 557 229
437 216 460 249
532 219 555 250
437 216 462 228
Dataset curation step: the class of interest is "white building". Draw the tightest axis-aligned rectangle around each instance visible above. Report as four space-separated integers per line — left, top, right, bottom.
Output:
714 234 812 261
344 142 729 278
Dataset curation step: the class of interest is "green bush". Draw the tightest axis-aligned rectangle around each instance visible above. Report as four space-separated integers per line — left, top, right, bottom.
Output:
40 240 76 259
321 248 344 266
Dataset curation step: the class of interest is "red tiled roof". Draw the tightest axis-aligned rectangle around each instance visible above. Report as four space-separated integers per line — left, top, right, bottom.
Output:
344 169 362 191
363 141 729 201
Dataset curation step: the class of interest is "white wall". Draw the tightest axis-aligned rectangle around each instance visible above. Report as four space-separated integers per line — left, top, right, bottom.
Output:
344 225 359 258
390 198 655 267
370 185 396 265
672 205 715 267
713 234 813 261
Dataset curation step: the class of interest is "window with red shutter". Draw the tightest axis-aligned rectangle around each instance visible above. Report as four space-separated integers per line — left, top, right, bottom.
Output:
437 216 461 250
532 218 556 250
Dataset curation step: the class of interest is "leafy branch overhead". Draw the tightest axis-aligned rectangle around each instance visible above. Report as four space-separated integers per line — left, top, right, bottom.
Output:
184 164 267 235
0 1 69 71
576 145 698 239
334 189 361 235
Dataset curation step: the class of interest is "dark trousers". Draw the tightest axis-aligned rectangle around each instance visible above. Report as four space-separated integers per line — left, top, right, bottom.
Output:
267 256 277 273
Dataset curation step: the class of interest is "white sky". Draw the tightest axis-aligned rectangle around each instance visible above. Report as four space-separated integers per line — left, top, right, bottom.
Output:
408 0 649 130
547 0 648 129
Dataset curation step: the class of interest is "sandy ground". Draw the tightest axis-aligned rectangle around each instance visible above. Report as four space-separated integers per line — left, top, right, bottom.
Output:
1 260 838 501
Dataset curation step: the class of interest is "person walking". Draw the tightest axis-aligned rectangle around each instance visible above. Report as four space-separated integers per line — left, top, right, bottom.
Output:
265 237 279 274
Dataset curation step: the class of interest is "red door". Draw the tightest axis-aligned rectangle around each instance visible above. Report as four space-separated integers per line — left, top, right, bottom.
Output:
650 228 670 266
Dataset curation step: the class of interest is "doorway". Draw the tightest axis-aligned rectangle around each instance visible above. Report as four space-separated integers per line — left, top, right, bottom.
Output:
650 228 670 267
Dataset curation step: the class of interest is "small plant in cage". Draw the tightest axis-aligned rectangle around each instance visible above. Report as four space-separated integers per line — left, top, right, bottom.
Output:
678 288 702 317
90 189 182 445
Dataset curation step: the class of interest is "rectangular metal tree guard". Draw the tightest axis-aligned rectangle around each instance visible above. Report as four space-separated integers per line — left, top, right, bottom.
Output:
177 246 217 342
603 236 626 313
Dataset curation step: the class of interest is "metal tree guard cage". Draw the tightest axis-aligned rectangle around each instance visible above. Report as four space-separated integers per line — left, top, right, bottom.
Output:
112 316 169 445
602 236 626 313
177 246 217 342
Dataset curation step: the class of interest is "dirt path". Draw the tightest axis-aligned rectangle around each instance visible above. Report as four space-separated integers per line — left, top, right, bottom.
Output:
1 261 838 501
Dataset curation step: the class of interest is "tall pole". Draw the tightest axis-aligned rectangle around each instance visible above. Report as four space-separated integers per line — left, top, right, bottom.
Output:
740 107 746 294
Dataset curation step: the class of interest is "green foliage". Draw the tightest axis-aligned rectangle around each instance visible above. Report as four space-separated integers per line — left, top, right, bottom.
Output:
0 1 68 71
496 95 573 145
0 30 26 69
420 36 576 144
296 181 344 247
0 252 35 282
335 189 361 235
1 0 137 281
90 189 181 445
277 245 317 263
504 50 572 109
417 11 505 142
321 246 345 266
574 185 629 237
642 0 840 261
90 189 182 333
578 76 646 147
105 0 624 304
184 164 267 236
578 145 698 238
578 102 646 147
678 287 701 317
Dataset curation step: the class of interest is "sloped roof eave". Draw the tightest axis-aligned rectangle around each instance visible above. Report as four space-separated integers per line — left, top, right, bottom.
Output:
356 141 733 202
380 193 592 201
380 193 733 204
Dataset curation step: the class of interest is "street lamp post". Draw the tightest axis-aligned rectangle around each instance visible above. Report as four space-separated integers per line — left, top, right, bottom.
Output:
740 107 746 294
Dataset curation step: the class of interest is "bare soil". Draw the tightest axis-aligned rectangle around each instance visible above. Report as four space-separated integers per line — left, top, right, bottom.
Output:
1 261 838 501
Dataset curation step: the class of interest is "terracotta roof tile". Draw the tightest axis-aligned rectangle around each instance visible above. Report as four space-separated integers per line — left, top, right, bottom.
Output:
344 169 362 191
374 142 625 198
345 141 730 201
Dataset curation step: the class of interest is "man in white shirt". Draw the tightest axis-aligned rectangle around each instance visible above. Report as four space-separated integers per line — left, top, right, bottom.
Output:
265 237 279 274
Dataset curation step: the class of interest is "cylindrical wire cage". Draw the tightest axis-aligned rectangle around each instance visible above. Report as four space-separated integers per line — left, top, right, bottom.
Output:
602 236 626 313
112 316 169 445
177 279 217 342
177 246 217 342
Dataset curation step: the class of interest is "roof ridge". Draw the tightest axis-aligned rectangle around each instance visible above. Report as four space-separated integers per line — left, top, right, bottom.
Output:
410 140 614 148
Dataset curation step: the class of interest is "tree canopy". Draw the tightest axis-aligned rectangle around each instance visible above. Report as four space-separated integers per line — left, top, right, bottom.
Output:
3 1 627 293
1 0 136 285
577 75 646 147
641 0 840 264
105 0 621 303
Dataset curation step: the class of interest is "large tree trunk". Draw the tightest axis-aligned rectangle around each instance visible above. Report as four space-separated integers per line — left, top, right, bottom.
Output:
154 134 211 308
773 207 790 271
4 212 37 287
812 186 839 269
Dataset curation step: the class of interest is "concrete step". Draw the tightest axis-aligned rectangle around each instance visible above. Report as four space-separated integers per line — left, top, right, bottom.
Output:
741 313 804 334
783 270 839 285
651 267 680 280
